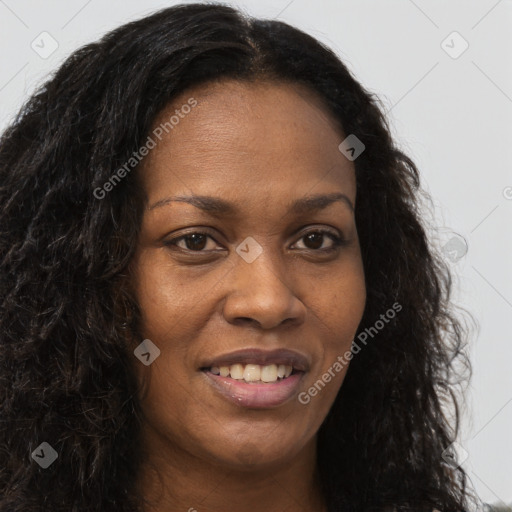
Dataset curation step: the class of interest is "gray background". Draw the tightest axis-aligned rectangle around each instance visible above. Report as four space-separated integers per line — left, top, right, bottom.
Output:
1 0 510 507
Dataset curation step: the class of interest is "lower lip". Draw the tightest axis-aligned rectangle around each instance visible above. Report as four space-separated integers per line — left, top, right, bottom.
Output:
202 371 305 409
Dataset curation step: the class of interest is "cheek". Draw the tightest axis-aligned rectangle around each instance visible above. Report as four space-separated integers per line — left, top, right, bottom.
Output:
131 249 218 337
308 254 366 344
302 256 366 398
129 251 208 397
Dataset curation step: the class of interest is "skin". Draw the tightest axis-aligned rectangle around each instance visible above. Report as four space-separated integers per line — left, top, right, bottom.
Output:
129 79 367 512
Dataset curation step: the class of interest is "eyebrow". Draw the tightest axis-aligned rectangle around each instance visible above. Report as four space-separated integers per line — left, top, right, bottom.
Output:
148 192 354 215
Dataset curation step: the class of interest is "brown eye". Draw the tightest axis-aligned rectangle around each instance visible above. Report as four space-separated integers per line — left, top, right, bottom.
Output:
294 229 345 252
303 232 324 250
165 232 218 252
182 233 208 251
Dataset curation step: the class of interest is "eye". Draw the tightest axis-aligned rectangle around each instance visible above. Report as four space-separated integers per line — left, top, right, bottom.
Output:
164 231 220 252
293 229 346 252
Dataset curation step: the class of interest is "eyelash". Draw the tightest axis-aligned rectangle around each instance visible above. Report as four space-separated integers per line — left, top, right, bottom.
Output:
164 228 348 255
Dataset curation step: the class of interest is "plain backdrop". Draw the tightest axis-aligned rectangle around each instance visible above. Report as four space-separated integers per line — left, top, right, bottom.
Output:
1 0 511 506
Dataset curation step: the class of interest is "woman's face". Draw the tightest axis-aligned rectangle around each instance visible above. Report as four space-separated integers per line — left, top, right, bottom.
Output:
130 79 366 469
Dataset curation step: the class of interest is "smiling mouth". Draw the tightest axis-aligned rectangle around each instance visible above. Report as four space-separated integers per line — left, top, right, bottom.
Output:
201 363 300 383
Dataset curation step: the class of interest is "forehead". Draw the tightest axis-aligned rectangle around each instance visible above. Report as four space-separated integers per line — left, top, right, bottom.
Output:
139 79 356 208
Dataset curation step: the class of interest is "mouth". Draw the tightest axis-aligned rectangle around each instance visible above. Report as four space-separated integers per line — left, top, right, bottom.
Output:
199 348 309 408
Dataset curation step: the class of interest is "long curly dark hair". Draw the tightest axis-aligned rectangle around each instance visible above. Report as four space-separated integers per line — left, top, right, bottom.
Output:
0 3 477 511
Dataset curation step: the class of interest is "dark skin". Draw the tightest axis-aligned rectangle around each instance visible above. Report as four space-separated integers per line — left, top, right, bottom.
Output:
130 79 366 512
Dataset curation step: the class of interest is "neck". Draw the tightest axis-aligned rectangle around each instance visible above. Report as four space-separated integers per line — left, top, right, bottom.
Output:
134 427 327 512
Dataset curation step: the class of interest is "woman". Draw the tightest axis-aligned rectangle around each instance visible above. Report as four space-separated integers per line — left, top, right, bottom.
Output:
0 3 476 511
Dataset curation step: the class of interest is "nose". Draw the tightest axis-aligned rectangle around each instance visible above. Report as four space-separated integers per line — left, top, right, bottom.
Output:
222 245 307 330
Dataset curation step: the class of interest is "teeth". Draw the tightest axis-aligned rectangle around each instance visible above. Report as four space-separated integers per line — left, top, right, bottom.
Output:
243 364 261 382
230 363 244 380
209 363 294 383
260 364 278 382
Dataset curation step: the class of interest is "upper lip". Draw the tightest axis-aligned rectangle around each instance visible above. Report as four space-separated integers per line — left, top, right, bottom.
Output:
200 348 310 372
